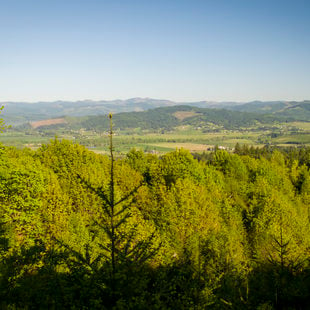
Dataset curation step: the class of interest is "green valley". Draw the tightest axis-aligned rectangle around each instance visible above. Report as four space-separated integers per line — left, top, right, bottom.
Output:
1 102 310 154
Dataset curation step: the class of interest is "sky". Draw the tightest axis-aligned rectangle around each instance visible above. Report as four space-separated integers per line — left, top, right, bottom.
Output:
1 0 310 102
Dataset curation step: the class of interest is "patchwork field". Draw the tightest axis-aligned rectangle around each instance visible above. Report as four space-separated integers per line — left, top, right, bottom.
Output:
30 118 67 128
1 119 309 154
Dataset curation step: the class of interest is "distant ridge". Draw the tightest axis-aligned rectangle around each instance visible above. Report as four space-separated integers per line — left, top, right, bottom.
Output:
1 98 309 126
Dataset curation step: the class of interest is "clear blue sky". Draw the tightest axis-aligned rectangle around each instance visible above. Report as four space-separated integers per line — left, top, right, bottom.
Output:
1 0 310 102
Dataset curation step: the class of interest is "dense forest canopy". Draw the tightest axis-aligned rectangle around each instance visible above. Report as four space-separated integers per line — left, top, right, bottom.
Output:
1 121 310 308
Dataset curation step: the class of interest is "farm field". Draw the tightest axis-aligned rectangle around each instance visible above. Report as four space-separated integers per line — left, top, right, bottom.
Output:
1 120 309 154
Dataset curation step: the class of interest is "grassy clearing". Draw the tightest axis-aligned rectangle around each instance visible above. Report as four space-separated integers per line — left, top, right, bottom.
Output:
149 143 211 152
272 134 310 144
220 138 256 146
173 111 201 120
288 122 310 130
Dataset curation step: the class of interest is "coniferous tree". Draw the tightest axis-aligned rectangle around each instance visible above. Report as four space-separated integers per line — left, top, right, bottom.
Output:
75 114 160 307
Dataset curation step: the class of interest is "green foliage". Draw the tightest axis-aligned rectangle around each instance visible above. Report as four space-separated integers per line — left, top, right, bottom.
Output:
0 138 310 308
0 106 7 132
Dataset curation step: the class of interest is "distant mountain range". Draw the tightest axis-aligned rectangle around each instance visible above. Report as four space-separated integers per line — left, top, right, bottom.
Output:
1 98 309 126
0 98 178 125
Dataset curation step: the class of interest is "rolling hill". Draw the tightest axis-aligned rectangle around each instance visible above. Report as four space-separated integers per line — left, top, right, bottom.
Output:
3 99 310 131
226 100 310 119
25 105 284 132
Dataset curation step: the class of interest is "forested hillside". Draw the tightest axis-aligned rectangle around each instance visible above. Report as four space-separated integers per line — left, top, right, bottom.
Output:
1 133 310 308
21 102 310 133
29 105 282 132
228 100 310 119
